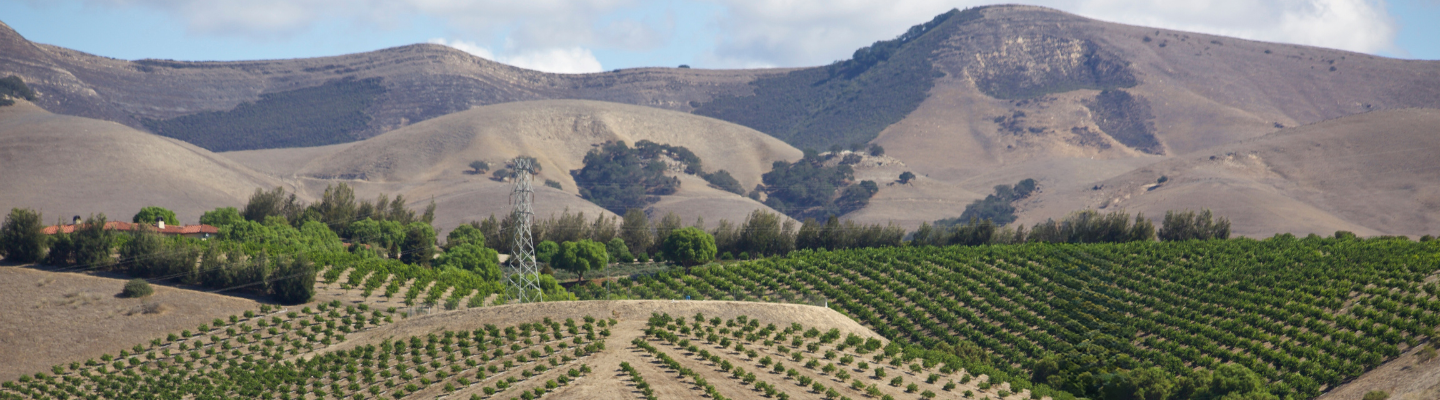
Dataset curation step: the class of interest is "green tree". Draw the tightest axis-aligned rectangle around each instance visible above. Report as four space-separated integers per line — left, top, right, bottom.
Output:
620 209 652 255
438 244 501 281
554 240 608 282
662 227 716 273
199 207 245 228
132 206 179 226
310 183 357 233
605 237 632 262
1159 209 1231 241
271 254 315 304
119 226 165 277
868 144 885 157
1 208 46 263
898 171 915 184
536 240 560 263
73 214 115 268
469 160 489 174
445 224 486 250
400 222 437 266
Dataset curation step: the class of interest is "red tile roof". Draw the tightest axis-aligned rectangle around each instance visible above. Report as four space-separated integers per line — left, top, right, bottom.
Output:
41 222 218 235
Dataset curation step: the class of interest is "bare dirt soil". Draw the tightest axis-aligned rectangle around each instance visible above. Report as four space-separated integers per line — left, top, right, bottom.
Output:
1318 343 1440 400
0 265 258 381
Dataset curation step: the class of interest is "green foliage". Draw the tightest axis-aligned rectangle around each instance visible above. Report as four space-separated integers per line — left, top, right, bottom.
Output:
1 208 46 263
554 240 608 282
1086 89 1162 154
199 207 245 228
1158 209 1231 241
574 141 681 214
242 187 306 224
270 254 316 304
0 75 36 106
142 77 387 151
935 178 1036 228
536 241 560 264
122 279 153 298
621 209 653 256
445 224 486 250
71 214 116 268
1363 391 1390 400
438 244 501 281
702 169 745 195
544 179 563 190
694 9 974 150
760 152 860 220
899 171 916 184
606 237 633 262
132 206 179 226
793 216 904 251
469 160 489 174
662 227 716 270
400 222 437 266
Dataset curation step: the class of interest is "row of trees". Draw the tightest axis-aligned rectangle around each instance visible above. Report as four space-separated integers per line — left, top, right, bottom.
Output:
913 209 1225 247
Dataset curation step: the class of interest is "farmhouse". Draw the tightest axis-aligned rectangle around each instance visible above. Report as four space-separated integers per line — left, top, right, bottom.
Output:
42 218 218 239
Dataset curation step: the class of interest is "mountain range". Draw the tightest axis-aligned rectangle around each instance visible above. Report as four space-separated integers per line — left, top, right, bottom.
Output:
1 4 1437 237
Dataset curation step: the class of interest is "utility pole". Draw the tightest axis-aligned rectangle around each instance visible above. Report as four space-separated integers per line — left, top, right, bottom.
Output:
505 157 543 303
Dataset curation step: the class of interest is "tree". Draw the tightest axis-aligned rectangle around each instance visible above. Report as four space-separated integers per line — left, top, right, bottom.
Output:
662 227 716 273
445 224 486 250
1159 209 1231 241
606 237 632 262
271 254 315 305
868 144 885 157
1 208 46 263
898 171 916 184
199 207 245 228
310 183 357 232
438 244 501 281
243 187 303 223
620 209 652 256
132 206 179 226
72 214 115 268
469 160 489 174
554 240 608 282
536 240 560 263
400 222 436 266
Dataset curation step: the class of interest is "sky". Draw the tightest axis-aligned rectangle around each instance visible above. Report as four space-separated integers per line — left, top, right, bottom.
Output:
1 0 1436 74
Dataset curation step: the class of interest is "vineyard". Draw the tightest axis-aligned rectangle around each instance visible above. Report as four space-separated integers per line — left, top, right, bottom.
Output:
576 237 1440 398
0 298 608 400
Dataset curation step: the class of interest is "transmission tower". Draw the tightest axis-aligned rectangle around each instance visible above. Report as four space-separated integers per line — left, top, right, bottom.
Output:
505 157 543 303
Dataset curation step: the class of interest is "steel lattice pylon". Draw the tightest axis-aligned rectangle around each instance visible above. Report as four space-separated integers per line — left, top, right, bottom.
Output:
505 158 543 303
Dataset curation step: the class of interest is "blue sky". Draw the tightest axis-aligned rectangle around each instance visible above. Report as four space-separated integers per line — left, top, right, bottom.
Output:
2 0 1435 73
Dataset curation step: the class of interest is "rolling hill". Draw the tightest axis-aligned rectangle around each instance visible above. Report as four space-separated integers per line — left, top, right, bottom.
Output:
2 4 1438 236
0 100 288 225
221 100 803 232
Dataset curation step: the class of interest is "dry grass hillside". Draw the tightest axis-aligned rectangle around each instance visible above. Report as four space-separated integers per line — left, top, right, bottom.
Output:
223 100 802 231
0 265 258 382
1014 108 1440 237
0 100 289 224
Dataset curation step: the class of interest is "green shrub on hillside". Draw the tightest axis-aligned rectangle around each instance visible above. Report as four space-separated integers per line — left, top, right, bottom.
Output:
122 279 153 298
573 141 681 214
0 75 36 106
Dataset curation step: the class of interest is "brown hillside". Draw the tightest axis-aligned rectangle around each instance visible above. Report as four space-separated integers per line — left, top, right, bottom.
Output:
0 20 783 147
0 101 288 224
223 100 802 231
1014 108 1440 237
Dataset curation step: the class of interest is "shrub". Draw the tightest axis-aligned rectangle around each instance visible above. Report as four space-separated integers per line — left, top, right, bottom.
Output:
122 279 154 298
1362 391 1388 400
1 208 45 263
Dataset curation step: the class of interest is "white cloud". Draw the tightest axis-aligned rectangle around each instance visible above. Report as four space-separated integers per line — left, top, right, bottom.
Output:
502 47 605 73
429 38 603 74
65 0 1403 68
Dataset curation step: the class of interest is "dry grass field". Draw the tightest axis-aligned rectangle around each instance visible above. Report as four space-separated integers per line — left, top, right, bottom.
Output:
0 265 258 382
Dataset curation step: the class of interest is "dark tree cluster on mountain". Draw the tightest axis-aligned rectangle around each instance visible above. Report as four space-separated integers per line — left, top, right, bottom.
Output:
0 75 36 107
914 209 1156 247
1085 89 1163 154
759 150 879 220
143 77 387 151
573 141 681 214
935 178 1037 228
693 9 980 150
